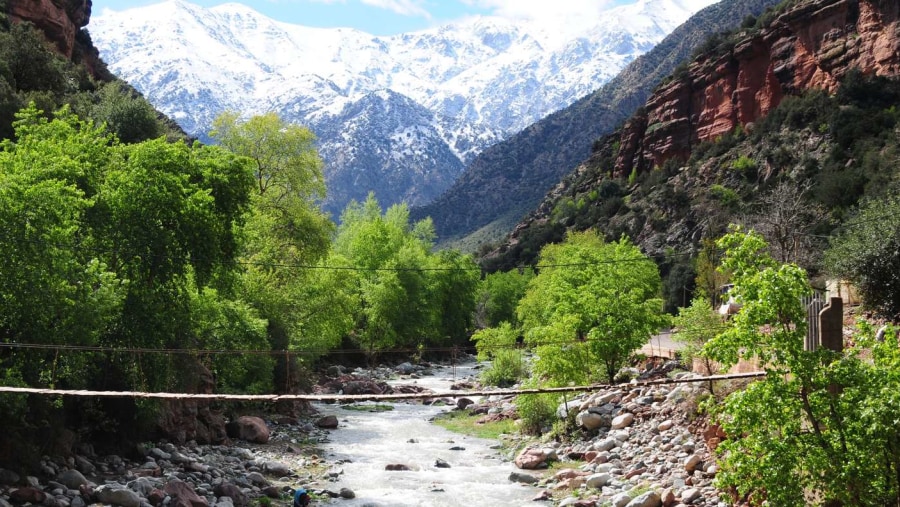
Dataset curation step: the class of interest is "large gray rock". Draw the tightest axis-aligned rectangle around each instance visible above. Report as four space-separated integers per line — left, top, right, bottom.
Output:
508 471 539 484
586 472 611 489
95 485 142 507
263 461 291 477
57 470 88 489
575 411 606 430
611 493 632 507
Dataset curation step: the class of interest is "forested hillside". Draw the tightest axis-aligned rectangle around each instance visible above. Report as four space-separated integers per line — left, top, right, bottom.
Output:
411 0 783 249
483 0 900 315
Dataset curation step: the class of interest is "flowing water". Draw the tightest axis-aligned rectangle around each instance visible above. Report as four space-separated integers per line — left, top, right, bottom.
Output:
314 363 538 506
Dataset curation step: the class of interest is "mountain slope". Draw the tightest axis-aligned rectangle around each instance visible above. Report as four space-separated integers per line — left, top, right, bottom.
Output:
88 0 716 217
481 0 900 311
411 0 784 247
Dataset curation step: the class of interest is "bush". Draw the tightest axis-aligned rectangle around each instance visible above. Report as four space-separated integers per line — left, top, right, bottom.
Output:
515 391 557 435
481 349 527 387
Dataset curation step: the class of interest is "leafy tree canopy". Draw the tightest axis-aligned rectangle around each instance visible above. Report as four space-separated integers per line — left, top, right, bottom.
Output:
517 230 666 385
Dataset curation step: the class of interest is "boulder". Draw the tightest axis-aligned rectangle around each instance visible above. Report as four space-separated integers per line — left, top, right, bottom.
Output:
225 416 269 444
263 461 291 477
57 470 88 489
213 483 248 507
316 415 339 429
164 480 209 507
10 487 46 504
626 491 662 507
514 448 550 470
575 410 606 430
586 472 611 489
385 464 411 471
94 486 141 507
508 472 539 485
611 413 634 429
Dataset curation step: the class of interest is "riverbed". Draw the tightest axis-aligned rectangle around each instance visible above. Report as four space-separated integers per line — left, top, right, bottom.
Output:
314 363 538 506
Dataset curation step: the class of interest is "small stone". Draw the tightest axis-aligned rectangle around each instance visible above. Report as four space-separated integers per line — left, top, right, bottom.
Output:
385 464 411 471
339 488 355 499
611 493 633 507
657 420 674 432
435 459 451 469
684 454 702 473
681 488 701 503
611 413 635 429
626 490 661 507
508 472 539 485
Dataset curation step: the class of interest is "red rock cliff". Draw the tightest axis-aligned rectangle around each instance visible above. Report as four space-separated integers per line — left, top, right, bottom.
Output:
7 0 92 58
614 0 900 178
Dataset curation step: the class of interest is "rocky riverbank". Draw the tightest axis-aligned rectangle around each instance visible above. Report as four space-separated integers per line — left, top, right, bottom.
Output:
0 359 732 507
499 362 730 507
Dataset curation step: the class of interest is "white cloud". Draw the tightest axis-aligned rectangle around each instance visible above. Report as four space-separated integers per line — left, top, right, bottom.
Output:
360 0 431 18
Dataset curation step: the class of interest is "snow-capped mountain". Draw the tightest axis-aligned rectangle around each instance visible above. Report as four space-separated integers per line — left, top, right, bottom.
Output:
89 0 717 217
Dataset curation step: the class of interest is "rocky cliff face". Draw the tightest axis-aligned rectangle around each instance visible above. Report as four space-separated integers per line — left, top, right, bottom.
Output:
7 0 91 58
614 0 900 177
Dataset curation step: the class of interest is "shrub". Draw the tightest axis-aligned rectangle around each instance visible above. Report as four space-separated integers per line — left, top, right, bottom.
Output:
515 391 557 435
481 349 527 387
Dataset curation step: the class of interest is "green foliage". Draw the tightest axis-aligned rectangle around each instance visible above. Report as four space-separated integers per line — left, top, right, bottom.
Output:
730 154 756 174
480 349 527 387
0 104 259 452
708 184 739 209
90 81 162 144
433 409 517 440
476 269 534 328
472 322 518 360
515 390 558 436
704 229 900 505
671 298 722 375
825 194 900 318
517 231 666 384
190 287 271 394
334 194 478 352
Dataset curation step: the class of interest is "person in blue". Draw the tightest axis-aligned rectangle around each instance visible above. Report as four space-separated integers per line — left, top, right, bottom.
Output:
293 488 311 507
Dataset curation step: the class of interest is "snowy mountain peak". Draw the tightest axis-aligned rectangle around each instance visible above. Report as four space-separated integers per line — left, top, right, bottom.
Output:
88 0 718 216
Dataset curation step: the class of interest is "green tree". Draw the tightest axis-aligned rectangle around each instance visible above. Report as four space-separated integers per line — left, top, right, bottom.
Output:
694 237 728 307
825 193 900 319
475 268 534 328
671 298 722 380
517 230 666 385
211 111 343 387
90 81 162 144
334 194 478 353
705 228 900 505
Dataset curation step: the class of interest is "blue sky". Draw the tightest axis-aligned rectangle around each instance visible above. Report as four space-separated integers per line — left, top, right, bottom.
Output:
91 0 633 35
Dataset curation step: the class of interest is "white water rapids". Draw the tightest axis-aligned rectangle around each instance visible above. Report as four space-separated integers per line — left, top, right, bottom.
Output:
314 363 538 506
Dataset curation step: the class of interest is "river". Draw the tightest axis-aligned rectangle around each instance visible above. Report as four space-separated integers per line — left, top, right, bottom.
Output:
314 363 539 506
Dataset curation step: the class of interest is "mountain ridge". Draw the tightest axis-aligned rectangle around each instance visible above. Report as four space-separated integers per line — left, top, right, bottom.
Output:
88 0 716 217
411 0 784 247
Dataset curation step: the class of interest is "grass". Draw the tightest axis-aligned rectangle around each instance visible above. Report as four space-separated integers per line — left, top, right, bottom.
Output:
432 410 517 440
340 403 394 412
